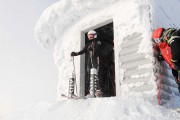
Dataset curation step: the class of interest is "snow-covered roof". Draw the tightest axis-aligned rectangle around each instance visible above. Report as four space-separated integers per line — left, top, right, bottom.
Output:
35 0 119 49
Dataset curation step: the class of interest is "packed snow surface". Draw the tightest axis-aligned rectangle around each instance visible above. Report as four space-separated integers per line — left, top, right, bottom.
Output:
1 96 180 120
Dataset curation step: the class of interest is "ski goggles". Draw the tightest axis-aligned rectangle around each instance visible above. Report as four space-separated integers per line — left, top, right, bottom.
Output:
88 34 95 37
154 38 161 44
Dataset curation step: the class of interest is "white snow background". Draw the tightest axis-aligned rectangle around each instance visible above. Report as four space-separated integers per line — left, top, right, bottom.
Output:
2 0 180 120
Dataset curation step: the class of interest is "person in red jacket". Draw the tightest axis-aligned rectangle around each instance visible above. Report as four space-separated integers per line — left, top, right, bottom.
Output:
152 28 180 91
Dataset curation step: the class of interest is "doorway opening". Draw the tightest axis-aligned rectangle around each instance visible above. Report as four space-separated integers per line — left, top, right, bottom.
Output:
84 22 115 97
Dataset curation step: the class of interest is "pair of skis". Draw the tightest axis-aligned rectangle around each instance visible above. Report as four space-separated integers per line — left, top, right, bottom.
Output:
61 94 86 99
62 52 102 99
66 56 79 98
62 56 87 99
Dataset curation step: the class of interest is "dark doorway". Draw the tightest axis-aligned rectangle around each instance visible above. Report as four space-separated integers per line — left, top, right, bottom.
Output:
84 22 115 97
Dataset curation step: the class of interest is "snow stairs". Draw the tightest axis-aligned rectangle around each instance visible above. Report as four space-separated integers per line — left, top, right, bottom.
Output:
119 32 155 94
159 62 180 105
118 31 180 102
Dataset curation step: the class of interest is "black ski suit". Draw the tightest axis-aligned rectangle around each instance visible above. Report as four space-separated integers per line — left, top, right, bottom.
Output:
76 39 101 94
76 39 101 69
163 28 180 83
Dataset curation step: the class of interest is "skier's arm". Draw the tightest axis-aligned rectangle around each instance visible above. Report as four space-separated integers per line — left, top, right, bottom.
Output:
77 45 88 55
71 44 88 56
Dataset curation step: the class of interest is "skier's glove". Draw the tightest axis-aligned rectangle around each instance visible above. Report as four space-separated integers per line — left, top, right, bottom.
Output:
178 71 180 82
71 52 78 56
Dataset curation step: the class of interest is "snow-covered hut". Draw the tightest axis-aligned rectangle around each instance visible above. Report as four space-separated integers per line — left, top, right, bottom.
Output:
35 0 180 104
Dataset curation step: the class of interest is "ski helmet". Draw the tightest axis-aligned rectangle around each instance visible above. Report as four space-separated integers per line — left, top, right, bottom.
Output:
152 28 165 44
87 30 97 38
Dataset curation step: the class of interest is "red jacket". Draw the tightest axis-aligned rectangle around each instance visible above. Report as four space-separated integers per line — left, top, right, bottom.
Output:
158 42 175 69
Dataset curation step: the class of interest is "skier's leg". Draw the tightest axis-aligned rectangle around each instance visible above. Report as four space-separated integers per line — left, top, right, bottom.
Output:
172 69 178 81
171 38 180 69
87 51 96 97
95 57 100 90
85 55 92 96
172 69 180 92
95 56 103 97
171 38 180 92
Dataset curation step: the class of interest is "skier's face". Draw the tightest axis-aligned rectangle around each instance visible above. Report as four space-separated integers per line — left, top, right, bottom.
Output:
88 34 94 40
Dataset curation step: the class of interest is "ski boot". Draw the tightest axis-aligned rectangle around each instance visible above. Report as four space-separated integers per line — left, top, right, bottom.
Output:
85 92 95 98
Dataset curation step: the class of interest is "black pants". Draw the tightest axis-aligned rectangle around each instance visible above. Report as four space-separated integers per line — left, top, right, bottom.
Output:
171 38 180 71
172 69 178 81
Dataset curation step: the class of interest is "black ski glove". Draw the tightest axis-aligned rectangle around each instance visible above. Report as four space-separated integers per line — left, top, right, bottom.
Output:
157 54 164 61
71 52 78 56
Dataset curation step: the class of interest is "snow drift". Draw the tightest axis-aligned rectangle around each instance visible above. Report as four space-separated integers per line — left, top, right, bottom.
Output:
1 96 180 120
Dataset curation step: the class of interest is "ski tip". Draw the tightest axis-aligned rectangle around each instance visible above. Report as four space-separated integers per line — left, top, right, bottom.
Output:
61 94 86 99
